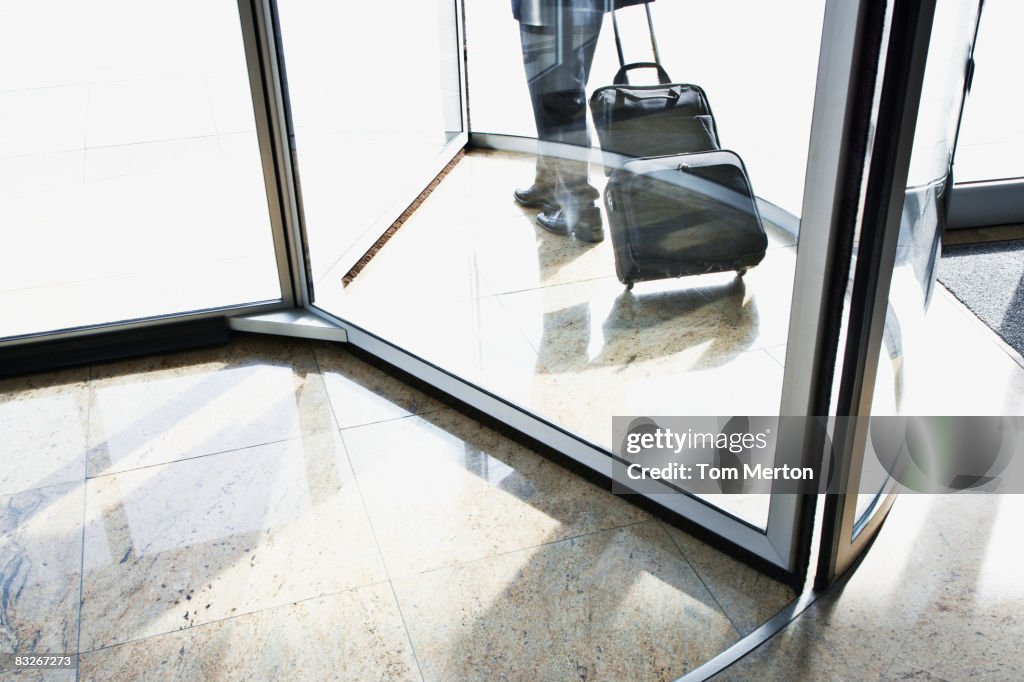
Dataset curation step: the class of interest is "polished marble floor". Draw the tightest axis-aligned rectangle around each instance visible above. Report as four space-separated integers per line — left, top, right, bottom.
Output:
716 494 1024 681
0 334 795 681
317 149 799 529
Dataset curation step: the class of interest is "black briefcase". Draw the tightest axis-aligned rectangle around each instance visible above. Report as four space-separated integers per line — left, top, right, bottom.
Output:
605 151 768 288
590 64 719 166
589 3 720 173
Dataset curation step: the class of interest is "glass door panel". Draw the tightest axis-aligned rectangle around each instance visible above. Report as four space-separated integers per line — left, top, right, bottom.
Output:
0 0 282 339
272 0 465 291
952 0 1024 184
465 0 827 218
820 0 983 586
855 0 981 532
315 0 831 537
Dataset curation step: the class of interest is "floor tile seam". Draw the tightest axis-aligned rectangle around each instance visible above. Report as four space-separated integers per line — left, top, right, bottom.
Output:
73 364 96 663
80 132 225 157
480 283 548 358
882 655 955 682
336 406 452 434
389 518 656 583
0 82 93 96
0 146 86 163
486 274 619 301
82 133 224 156
0 253 271 296
30 253 275 287
0 476 90 501
0 70 233 96
83 425 345 481
334 426 427 682
311 340 464 437
484 276 617 359
200 77 221 148
762 347 785 369
75 578 395 659
654 519 744 640
306 342 342 434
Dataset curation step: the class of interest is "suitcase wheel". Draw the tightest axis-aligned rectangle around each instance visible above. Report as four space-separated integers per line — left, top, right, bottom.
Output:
736 268 748 278
625 282 634 291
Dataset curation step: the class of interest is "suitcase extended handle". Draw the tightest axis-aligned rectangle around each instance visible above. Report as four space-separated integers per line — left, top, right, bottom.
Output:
613 61 672 86
611 1 661 69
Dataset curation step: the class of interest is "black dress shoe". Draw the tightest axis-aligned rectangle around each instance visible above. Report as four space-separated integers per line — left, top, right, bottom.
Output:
536 206 604 243
513 185 556 210
536 208 571 235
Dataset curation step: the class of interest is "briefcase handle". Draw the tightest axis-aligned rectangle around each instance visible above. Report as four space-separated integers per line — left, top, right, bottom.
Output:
613 62 672 86
610 1 662 70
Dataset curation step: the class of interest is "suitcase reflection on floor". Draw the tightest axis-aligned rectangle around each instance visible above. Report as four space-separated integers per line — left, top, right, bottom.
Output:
531 277 758 375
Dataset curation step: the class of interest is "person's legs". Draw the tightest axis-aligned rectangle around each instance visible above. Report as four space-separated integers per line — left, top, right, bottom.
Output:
547 17 602 238
517 24 560 208
517 16 603 240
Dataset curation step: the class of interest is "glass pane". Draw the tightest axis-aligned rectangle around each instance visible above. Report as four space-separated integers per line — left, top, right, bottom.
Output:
317 1 830 530
275 0 464 289
0 0 282 338
953 0 1024 183
856 0 982 531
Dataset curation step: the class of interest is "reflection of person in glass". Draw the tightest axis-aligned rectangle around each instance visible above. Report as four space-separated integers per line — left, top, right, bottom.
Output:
512 0 648 243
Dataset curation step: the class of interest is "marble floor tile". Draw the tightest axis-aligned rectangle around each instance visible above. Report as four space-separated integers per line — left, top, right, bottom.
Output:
86 335 336 476
393 521 738 682
0 150 84 205
471 213 616 295
713 610 894 681
882 658 951 681
82 135 221 183
337 296 543 411
896 287 1024 415
85 75 217 148
0 482 84 666
297 132 456 285
325 215 493 310
794 495 966 661
78 583 418 681
0 368 89 497
499 275 764 375
342 408 649 577
79 431 386 651
205 70 259 136
401 149 551 226
897 495 1024 681
765 343 788 367
505 347 784 452
684 244 796 352
0 670 77 682
719 494 1008 681
0 87 88 158
661 523 795 636
311 342 447 429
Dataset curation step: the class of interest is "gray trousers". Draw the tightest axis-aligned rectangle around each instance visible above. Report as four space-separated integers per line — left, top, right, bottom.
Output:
520 15 602 221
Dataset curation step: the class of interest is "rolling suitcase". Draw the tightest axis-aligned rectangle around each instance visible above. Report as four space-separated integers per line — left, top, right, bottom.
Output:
605 151 768 288
589 3 720 173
